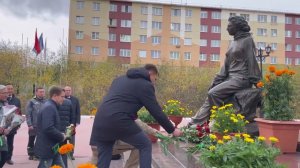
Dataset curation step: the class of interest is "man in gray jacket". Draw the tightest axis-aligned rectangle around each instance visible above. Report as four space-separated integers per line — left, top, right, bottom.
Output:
25 87 46 160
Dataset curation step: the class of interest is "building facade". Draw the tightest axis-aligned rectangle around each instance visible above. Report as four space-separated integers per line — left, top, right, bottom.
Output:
69 0 300 66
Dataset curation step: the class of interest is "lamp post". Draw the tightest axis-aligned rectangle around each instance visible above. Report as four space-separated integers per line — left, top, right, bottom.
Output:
256 45 272 77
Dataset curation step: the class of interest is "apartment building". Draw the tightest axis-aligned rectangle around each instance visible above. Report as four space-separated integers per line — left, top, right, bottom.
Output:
69 0 300 66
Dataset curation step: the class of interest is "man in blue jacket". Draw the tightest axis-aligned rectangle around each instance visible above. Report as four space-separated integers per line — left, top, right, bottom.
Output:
34 86 66 168
90 64 182 168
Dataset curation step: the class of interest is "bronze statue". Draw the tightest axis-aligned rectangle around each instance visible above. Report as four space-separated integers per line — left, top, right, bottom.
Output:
191 16 261 127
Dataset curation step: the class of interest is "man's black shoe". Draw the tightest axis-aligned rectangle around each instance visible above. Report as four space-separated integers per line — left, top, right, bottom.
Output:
111 154 121 160
6 160 14 165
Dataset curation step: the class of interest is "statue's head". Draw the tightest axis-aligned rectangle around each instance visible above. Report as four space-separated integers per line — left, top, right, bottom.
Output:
227 16 250 36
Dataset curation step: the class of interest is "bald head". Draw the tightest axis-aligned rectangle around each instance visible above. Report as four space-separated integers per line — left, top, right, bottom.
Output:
0 85 8 101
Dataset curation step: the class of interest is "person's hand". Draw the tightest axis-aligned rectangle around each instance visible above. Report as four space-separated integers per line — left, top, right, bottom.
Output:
28 126 34 131
0 127 4 135
3 129 10 135
172 128 182 137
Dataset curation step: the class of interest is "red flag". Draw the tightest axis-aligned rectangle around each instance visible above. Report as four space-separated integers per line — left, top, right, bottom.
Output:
32 29 41 55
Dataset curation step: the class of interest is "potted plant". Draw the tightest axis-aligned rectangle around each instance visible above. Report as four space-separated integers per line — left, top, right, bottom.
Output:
255 65 300 153
209 104 249 138
200 134 284 168
163 99 193 128
138 108 160 143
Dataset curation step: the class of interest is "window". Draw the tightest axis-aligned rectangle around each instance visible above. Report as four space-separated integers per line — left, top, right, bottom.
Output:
240 14 250 21
270 43 277 50
171 8 181 16
212 12 221 19
285 17 292 24
270 56 277 64
271 16 277 23
77 1 84 9
93 2 100 11
91 47 99 55
141 6 148 15
295 58 300 65
257 42 266 49
230 13 236 17
211 40 220 47
152 7 163 16
285 58 292 65
211 26 221 33
140 21 147 29
199 53 207 61
210 54 220 61
120 35 131 42
170 37 180 45
257 28 267 36
184 52 191 60
296 31 300 38
151 50 161 59
200 25 208 32
185 24 192 32
285 44 292 51
91 32 99 40
152 36 161 44
200 11 208 18
108 48 116 56
75 46 83 54
152 21 162 30
76 16 84 24
295 45 300 52
121 20 131 28
120 49 131 57
92 17 100 26
184 38 192 45
185 9 192 17
296 18 300 25
257 15 267 23
75 31 83 39
170 51 180 60
109 19 117 27
285 30 292 37
139 35 147 43
110 4 117 12
121 5 132 13
139 50 147 58
171 23 180 31
109 33 116 41
271 29 277 37
200 39 207 47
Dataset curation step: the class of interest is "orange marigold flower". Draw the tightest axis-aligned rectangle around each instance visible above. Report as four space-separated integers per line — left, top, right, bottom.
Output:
268 65 276 73
51 165 62 168
265 74 271 82
275 70 283 76
77 163 97 168
256 81 264 88
282 68 289 74
58 143 74 155
288 70 296 75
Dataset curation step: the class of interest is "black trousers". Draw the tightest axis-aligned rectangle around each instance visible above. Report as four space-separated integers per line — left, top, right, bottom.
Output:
0 151 8 168
97 131 152 168
6 132 16 161
27 135 36 156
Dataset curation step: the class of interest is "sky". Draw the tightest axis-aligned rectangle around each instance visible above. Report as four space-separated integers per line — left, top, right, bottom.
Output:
0 0 300 52
0 0 69 52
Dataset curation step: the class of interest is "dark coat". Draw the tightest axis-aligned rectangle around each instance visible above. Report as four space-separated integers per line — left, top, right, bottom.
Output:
58 99 75 132
34 99 65 159
90 67 174 143
65 96 80 125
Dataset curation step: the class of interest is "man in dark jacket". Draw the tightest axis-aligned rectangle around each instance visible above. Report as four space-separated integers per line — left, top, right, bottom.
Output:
90 64 182 168
5 84 21 165
64 86 80 160
25 87 46 160
58 99 75 167
35 86 66 168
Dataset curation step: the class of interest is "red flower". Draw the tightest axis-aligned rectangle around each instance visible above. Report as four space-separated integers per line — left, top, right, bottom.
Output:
196 124 201 131
203 126 210 133
197 132 204 137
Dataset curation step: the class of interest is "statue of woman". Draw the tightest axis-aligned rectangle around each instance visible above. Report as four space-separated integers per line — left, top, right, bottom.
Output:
191 16 261 125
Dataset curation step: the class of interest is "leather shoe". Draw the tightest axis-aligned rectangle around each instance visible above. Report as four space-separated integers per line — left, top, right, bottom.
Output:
111 154 121 160
6 160 14 165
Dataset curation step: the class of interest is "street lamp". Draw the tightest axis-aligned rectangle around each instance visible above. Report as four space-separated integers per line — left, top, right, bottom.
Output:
256 45 272 77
